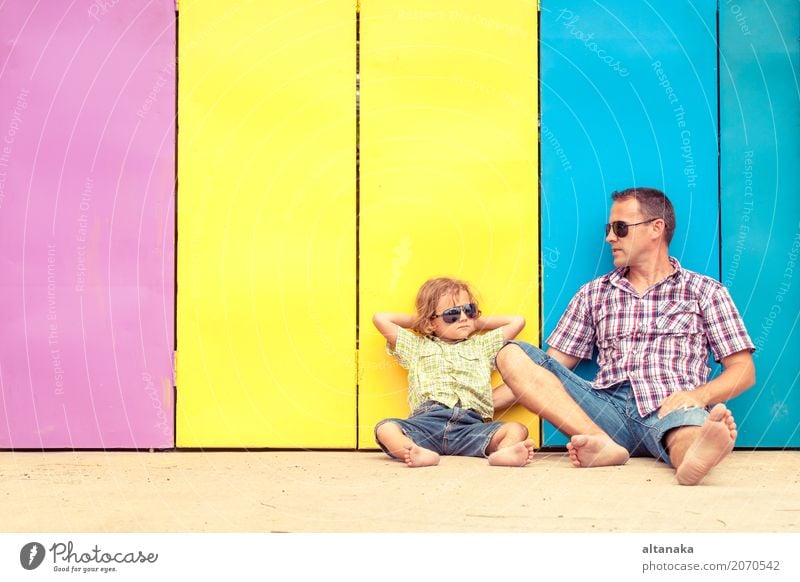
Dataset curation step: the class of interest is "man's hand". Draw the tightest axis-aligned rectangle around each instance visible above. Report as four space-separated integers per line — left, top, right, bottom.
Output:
657 350 756 419
657 390 709 419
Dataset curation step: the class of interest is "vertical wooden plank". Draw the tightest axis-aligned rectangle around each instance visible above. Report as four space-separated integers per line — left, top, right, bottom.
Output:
359 1 540 448
540 0 719 445
0 0 176 448
720 0 800 447
177 1 356 447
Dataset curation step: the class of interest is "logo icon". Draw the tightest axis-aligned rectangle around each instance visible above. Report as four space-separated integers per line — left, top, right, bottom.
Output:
20 542 46 570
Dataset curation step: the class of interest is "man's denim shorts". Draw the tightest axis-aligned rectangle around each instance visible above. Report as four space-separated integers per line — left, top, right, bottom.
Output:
374 400 505 458
508 341 708 465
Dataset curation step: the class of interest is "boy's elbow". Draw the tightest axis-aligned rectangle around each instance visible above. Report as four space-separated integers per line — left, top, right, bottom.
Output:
504 316 525 340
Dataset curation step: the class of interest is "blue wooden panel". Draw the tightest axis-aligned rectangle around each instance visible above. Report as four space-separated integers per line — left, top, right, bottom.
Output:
540 1 719 445
720 0 800 447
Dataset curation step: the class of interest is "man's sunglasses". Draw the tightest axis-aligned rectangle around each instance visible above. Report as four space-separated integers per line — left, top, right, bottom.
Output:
431 303 480 324
604 218 658 238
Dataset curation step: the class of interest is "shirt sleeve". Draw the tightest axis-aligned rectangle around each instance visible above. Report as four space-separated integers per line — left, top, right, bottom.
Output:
546 285 596 360
386 326 421 369
702 286 756 361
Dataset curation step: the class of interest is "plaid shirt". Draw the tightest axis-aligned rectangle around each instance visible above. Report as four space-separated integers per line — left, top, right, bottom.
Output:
547 258 755 417
388 327 505 420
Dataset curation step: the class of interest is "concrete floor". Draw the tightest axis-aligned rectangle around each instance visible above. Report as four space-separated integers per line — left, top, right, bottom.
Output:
1 450 798 532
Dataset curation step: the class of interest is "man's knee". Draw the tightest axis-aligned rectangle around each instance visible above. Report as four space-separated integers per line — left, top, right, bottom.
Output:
497 342 545 378
497 342 534 370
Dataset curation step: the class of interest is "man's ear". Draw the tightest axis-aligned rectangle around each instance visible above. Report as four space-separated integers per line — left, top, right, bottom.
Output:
652 218 666 240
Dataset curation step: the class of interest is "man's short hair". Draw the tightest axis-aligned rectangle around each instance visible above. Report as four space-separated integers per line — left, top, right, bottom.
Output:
612 187 676 245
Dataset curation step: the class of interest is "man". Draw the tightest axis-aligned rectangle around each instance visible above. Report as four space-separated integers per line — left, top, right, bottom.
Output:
494 187 755 485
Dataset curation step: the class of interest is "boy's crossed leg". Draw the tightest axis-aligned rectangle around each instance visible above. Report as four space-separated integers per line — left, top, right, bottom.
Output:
375 418 533 468
486 422 534 467
375 421 440 467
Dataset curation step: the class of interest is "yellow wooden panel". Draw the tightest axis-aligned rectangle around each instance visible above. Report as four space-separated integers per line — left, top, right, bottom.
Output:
177 1 356 447
359 1 540 448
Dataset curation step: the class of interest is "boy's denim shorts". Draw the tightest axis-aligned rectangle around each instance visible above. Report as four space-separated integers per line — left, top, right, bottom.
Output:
508 341 708 465
374 401 506 459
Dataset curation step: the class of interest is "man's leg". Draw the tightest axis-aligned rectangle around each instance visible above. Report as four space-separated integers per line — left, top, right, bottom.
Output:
495 343 629 467
664 404 738 486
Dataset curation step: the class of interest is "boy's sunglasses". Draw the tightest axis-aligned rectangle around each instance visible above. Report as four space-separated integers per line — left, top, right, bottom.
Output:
604 218 658 238
431 303 480 324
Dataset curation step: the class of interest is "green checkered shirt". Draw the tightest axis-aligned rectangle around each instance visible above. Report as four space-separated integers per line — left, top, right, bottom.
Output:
387 327 505 420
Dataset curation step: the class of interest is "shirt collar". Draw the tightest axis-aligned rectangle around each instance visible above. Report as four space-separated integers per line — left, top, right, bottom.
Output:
606 257 683 291
426 334 469 345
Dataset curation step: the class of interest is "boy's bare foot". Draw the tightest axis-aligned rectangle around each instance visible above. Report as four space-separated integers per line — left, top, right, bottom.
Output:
675 404 737 486
567 435 629 467
403 445 440 468
488 439 535 467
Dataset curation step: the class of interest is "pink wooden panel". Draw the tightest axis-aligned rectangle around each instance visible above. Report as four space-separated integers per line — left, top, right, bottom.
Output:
0 1 175 448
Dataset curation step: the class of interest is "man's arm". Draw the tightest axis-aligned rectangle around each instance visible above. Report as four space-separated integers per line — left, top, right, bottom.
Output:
372 313 415 348
546 346 582 370
657 350 756 418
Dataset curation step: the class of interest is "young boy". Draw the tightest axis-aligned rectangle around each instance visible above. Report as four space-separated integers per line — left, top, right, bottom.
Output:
373 277 534 467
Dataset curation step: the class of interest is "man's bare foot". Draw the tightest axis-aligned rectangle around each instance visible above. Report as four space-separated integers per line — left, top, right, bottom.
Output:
567 434 629 467
488 439 535 467
403 445 440 468
675 404 737 486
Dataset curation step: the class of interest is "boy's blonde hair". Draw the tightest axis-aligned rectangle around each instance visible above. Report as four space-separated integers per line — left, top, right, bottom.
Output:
411 277 479 335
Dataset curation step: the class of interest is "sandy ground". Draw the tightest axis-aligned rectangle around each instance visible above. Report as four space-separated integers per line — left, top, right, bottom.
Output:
1 450 798 533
